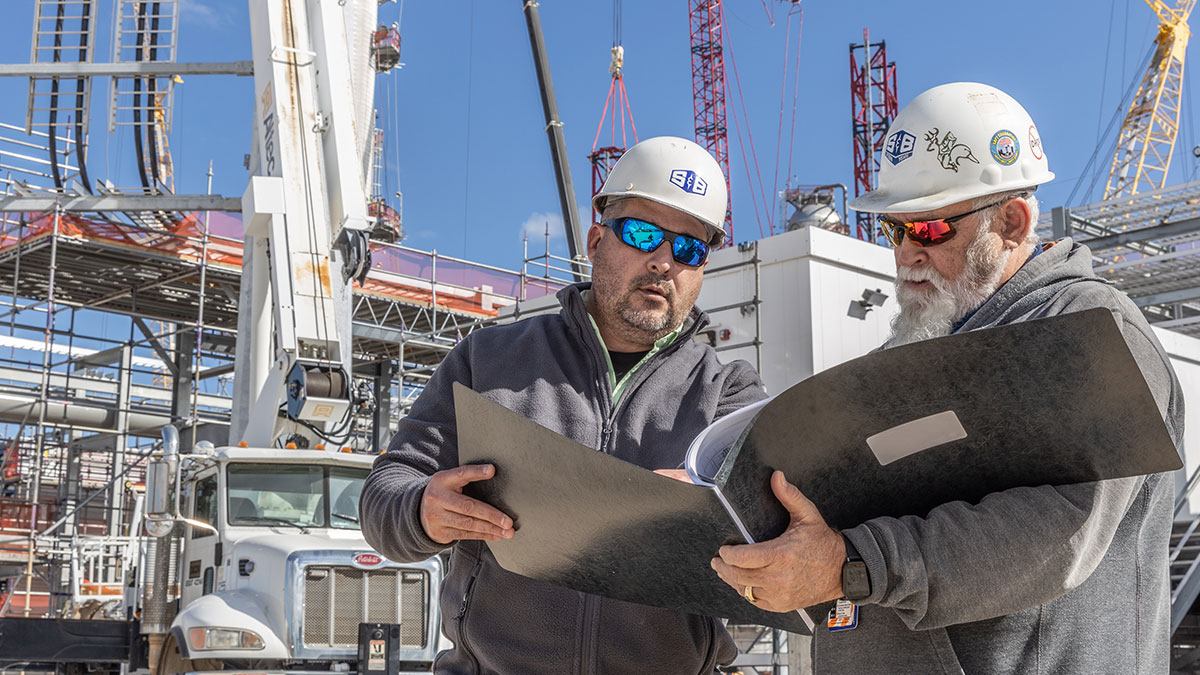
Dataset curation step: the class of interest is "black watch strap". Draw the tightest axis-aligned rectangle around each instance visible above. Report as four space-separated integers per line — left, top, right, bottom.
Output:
840 533 871 601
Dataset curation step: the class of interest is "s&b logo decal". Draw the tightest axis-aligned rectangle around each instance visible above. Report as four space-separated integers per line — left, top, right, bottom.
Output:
884 130 916 165
668 169 708 196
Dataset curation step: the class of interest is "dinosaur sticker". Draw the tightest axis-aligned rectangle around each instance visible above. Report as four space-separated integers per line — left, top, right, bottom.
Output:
925 128 980 172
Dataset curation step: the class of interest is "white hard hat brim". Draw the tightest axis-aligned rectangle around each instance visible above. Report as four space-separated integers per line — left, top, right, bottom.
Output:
848 171 1054 214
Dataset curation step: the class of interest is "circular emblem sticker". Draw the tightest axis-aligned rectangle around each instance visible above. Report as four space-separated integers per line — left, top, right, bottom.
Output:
990 130 1019 165
1028 125 1043 160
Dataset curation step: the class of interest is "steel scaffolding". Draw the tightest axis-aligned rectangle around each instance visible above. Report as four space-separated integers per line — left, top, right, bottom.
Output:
0 195 568 617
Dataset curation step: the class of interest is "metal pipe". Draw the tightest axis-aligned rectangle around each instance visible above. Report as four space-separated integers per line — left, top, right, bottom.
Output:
191 161 214 434
74 0 94 194
47 0 67 191
811 183 849 228
23 202 61 615
752 241 762 374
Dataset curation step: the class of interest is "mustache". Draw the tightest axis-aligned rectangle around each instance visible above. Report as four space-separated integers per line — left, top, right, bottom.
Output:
630 274 674 299
896 265 950 292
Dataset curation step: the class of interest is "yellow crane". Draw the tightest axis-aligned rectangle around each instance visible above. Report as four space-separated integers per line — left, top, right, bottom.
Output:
1105 0 1196 200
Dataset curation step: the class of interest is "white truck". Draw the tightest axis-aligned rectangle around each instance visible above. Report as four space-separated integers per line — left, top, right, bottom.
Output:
142 429 440 675
1 0 442 673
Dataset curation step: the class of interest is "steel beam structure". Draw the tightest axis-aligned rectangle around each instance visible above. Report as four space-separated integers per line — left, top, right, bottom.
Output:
1037 180 1200 337
0 61 252 77
1083 216 1200 252
0 193 240 212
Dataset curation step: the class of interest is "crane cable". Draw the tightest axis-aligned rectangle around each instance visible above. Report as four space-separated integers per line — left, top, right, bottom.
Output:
770 5 803 235
719 1 769 240
1067 45 1153 206
613 0 621 48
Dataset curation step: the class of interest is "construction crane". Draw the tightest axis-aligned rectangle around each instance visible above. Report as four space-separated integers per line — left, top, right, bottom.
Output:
1105 0 1196 199
688 0 732 244
849 29 897 243
588 0 638 225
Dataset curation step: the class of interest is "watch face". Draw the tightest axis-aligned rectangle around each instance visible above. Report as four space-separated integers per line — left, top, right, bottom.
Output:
842 560 871 601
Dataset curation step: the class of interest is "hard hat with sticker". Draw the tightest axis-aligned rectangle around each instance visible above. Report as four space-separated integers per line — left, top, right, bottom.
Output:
593 136 728 244
849 83 1054 214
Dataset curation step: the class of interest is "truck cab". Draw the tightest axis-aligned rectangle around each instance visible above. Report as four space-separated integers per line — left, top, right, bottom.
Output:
154 446 440 675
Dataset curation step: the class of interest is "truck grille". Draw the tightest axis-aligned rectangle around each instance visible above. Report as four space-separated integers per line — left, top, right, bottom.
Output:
301 566 430 649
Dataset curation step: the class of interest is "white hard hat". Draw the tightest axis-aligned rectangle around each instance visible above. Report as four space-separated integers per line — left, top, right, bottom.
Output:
593 136 728 244
849 82 1054 214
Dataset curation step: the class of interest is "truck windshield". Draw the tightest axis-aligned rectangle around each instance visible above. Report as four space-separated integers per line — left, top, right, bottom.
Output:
227 463 368 530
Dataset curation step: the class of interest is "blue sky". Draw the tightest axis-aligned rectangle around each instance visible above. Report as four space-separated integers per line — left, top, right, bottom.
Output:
0 0 1192 274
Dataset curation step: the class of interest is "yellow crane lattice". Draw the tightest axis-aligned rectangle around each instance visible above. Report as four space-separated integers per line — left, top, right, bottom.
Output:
1105 0 1196 200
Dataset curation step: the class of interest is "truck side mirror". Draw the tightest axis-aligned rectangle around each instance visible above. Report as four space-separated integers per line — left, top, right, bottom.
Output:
145 425 181 537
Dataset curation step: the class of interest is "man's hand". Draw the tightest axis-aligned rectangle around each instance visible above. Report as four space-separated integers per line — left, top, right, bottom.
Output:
710 470 846 612
653 468 694 483
419 464 515 545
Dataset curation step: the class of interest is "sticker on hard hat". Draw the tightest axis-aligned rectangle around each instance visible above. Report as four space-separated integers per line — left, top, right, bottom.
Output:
925 128 980 173
990 130 1020 166
884 130 916 165
1028 125 1043 160
668 169 708 196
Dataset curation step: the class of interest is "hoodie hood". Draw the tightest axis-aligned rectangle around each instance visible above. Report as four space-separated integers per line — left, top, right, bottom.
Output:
957 238 1108 333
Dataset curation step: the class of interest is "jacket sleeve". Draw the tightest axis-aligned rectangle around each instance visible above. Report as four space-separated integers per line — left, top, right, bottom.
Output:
843 305 1181 630
360 336 474 563
715 359 769 420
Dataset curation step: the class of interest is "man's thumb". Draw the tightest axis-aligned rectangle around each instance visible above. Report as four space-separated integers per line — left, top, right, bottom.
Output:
771 470 817 521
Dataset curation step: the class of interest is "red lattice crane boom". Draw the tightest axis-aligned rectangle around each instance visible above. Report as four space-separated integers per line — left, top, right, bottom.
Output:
689 0 732 244
850 29 898 243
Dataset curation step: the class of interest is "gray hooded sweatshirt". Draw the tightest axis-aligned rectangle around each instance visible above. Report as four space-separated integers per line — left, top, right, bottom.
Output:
360 283 768 674
815 239 1185 674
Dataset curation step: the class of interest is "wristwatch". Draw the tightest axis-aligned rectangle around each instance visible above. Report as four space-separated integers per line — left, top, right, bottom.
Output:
841 534 871 601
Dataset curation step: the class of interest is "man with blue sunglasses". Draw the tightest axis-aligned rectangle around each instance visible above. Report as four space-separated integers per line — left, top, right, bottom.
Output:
362 136 767 674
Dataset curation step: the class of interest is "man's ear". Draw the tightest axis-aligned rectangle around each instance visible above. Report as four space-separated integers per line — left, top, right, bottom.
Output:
586 223 605 261
999 197 1032 249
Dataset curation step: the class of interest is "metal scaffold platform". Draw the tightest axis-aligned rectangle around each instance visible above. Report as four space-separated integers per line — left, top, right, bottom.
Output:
0 204 572 617
1037 179 1200 337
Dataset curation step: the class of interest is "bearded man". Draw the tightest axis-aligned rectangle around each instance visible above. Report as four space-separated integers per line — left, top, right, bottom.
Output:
710 83 1184 673
360 136 766 674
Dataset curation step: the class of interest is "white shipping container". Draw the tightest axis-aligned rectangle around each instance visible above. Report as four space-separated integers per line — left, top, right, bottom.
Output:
696 226 898 395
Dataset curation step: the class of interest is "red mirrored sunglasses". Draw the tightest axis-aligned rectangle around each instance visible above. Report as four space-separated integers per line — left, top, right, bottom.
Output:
877 193 1029 247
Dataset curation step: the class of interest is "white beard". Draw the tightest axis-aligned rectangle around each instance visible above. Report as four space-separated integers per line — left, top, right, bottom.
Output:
888 226 1012 347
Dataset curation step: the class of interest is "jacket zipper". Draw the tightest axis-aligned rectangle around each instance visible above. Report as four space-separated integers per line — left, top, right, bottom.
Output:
570 288 708 672
579 592 600 675
454 548 485 673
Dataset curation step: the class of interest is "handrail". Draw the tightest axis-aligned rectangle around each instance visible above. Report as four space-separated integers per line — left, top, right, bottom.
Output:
1175 458 1200 517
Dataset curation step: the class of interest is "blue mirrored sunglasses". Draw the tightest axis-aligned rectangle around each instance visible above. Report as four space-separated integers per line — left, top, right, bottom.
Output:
601 217 710 267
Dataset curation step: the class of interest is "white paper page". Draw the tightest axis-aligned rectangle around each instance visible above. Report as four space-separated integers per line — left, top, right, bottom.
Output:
714 482 816 633
684 396 774 485
685 395 814 633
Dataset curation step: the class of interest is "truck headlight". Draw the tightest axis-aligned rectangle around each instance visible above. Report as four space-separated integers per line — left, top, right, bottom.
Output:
188 627 265 650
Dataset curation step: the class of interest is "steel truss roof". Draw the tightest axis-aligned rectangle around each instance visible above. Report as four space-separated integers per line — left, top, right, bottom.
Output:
1037 180 1200 337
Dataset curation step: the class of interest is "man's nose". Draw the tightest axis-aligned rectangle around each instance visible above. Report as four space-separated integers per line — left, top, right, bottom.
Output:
895 236 927 268
647 242 674 276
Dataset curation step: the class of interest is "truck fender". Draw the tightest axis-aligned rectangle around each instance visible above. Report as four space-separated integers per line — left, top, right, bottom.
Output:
170 589 290 660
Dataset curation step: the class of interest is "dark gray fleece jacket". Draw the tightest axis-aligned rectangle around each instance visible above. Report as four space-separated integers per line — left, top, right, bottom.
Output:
360 283 768 675
816 239 1185 674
